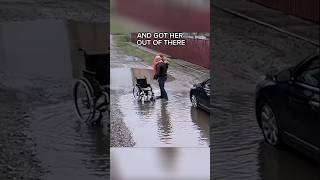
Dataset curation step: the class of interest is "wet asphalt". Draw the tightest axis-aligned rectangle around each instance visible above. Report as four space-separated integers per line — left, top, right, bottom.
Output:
0 17 109 179
110 35 210 147
211 8 320 180
109 34 210 179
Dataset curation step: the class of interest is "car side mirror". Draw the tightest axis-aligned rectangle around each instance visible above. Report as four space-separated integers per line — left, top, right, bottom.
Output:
276 69 291 82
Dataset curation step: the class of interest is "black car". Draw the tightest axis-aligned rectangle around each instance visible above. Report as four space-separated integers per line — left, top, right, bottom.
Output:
190 79 210 112
255 54 320 161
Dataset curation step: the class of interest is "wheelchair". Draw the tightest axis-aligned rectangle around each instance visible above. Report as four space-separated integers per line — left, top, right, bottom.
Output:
132 77 155 102
73 48 109 125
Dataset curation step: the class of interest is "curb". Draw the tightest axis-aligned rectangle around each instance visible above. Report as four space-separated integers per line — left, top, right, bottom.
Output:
212 4 319 46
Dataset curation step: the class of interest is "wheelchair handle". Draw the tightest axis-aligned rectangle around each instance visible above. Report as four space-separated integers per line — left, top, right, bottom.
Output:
78 48 87 55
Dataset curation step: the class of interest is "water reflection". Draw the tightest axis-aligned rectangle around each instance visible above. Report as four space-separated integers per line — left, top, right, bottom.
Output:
0 19 109 179
111 148 210 180
112 67 209 147
158 147 178 172
258 141 320 180
117 89 209 147
211 91 320 179
135 99 156 119
157 100 173 144
190 107 209 144
31 101 109 179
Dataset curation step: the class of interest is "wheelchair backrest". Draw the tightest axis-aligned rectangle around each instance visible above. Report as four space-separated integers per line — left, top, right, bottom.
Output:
136 78 148 85
136 78 150 88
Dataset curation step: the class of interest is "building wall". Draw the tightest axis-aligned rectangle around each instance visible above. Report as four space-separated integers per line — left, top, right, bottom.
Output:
252 0 319 23
0 20 73 78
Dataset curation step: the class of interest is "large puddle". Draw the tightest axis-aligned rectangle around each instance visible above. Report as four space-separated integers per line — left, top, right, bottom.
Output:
111 66 209 147
30 100 109 180
111 148 210 180
211 9 320 178
0 19 110 179
211 92 320 180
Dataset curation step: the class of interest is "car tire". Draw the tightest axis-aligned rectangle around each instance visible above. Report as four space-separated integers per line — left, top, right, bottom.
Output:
191 94 198 108
258 100 283 148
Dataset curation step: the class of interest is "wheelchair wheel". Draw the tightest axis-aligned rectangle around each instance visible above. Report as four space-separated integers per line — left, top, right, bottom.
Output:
73 78 95 123
150 94 155 102
133 86 140 99
95 91 110 113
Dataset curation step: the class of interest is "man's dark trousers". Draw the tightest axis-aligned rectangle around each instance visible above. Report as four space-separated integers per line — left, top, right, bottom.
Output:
158 76 168 99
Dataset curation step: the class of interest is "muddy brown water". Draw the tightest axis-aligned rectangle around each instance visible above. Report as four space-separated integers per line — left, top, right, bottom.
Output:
111 66 209 147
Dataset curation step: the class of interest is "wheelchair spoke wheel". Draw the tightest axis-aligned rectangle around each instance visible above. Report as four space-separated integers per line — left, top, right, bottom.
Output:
74 79 95 123
133 86 140 99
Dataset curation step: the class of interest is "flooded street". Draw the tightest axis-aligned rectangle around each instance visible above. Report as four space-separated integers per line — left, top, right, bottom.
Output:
0 74 110 179
110 34 210 179
110 35 209 147
30 100 109 180
0 19 109 179
211 9 320 179
111 148 210 180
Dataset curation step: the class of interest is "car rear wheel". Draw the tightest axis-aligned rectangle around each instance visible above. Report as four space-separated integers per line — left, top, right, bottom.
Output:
191 94 198 108
260 103 281 147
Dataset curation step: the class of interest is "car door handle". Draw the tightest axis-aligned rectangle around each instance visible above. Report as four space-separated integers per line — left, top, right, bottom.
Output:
309 100 319 110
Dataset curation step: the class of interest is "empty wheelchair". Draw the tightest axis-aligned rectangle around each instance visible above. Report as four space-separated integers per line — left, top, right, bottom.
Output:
132 77 155 102
73 48 109 125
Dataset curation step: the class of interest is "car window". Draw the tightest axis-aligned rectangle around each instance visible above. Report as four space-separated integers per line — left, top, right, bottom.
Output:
296 56 320 87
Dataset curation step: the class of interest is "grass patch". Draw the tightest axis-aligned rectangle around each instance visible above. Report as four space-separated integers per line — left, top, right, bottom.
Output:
112 34 192 71
113 34 154 65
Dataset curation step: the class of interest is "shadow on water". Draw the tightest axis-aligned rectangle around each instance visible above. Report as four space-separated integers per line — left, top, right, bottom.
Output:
111 67 209 147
